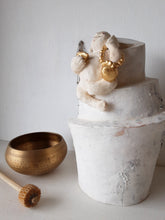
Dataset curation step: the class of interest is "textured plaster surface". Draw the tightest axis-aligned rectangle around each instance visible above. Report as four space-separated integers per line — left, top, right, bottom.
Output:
78 78 165 121
69 119 165 206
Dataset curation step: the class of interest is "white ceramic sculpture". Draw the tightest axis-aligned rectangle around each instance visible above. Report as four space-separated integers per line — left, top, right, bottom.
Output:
69 31 165 206
71 32 122 111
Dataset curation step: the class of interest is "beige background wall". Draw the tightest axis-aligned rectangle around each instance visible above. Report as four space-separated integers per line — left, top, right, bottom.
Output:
0 0 165 149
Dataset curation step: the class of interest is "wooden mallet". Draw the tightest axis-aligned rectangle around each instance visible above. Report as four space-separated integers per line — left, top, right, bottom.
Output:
0 171 41 207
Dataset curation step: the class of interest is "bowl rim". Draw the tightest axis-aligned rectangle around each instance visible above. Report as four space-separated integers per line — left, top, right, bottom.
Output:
7 131 65 152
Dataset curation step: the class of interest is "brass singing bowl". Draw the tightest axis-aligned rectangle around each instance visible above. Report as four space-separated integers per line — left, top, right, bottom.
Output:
5 132 67 175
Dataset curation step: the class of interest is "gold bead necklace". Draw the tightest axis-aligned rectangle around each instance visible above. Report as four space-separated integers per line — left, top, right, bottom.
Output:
99 46 124 82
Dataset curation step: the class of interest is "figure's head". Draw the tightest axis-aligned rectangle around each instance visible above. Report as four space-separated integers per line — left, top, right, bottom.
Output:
90 31 110 53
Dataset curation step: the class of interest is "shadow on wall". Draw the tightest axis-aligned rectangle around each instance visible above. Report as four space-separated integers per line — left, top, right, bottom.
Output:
148 56 165 98
150 54 165 167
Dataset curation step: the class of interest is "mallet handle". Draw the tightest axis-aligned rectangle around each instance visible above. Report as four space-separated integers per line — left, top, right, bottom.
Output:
0 171 22 192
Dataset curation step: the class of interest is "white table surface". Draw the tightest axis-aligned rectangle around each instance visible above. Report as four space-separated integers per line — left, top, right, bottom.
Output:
0 140 165 220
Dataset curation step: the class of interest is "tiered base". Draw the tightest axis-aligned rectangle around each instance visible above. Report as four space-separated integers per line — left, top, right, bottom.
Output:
69 113 165 206
78 78 164 122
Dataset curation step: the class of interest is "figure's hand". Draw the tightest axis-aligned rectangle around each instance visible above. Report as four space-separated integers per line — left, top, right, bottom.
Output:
71 55 87 74
106 35 119 49
106 35 121 62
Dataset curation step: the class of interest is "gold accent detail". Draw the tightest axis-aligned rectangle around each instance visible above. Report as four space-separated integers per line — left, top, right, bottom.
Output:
76 51 89 62
102 63 118 82
99 46 124 82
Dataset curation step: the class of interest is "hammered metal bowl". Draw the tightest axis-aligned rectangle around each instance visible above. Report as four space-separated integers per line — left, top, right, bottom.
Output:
5 132 67 175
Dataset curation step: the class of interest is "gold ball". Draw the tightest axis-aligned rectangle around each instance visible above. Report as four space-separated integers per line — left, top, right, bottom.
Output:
117 61 122 66
102 66 118 82
76 51 89 62
114 63 120 68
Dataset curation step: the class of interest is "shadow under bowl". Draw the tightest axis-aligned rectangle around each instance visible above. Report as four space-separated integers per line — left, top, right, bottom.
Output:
5 132 67 175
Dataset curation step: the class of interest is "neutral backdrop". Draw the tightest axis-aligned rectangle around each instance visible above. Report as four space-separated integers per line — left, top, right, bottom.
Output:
0 0 165 150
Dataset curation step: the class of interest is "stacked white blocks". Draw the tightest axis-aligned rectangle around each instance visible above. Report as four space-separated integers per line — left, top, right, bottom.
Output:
69 38 165 206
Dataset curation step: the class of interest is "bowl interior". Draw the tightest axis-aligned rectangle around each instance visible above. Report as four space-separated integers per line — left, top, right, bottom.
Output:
9 132 62 151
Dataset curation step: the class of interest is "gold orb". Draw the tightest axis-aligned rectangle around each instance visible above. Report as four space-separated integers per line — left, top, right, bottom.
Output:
76 51 89 61
102 66 118 82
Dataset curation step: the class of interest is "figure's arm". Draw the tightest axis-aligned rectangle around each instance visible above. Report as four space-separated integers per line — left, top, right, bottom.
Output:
71 55 88 74
85 79 117 96
71 41 89 74
106 35 121 62
77 85 107 111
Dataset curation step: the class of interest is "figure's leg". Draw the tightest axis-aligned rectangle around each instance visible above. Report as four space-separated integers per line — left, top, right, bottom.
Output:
86 79 117 96
77 85 107 111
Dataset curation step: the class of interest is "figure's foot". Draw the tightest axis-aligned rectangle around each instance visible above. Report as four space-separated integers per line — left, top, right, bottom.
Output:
96 100 107 111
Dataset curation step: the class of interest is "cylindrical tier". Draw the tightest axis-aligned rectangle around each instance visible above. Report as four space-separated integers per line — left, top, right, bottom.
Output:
157 129 165 166
69 113 165 206
78 78 165 122
117 38 145 87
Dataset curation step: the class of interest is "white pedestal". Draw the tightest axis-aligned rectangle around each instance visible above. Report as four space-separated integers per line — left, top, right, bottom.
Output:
69 114 165 206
